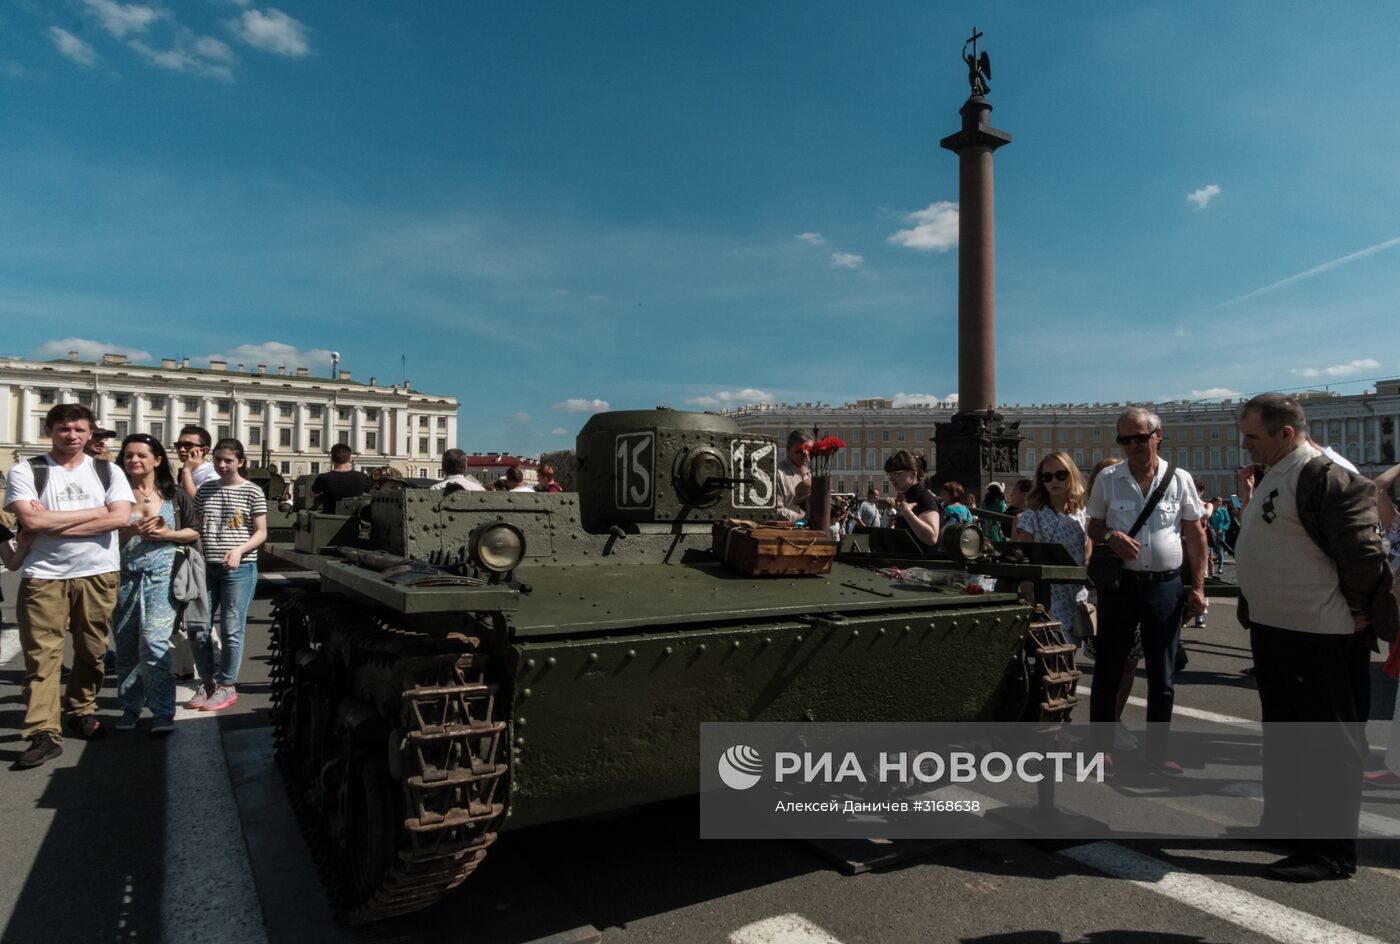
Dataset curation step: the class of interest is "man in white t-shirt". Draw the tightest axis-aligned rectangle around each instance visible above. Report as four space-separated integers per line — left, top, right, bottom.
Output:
505 466 534 492
856 488 882 528
1086 407 1207 776
4 404 135 768
430 449 486 492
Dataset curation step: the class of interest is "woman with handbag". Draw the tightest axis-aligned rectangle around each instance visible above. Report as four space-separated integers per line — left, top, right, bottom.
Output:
1013 451 1091 643
112 434 200 735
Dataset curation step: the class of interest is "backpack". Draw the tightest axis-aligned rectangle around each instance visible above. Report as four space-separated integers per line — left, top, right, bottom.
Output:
28 455 114 498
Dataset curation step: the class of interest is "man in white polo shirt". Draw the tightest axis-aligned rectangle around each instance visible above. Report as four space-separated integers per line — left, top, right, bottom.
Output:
1235 393 1398 882
1087 407 1207 776
4 403 135 768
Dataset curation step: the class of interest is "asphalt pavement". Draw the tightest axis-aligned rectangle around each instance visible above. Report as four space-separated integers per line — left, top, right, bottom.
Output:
3 565 1400 944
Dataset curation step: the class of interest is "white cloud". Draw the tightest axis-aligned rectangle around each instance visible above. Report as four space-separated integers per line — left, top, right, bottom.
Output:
82 0 160 39
891 391 957 408
48 27 99 67
228 8 310 57
796 232 825 246
685 388 773 408
35 337 152 362
128 32 236 81
1215 235 1400 309
511 412 531 424
552 398 610 413
550 427 569 436
1189 387 1243 400
829 252 864 269
1187 184 1222 211
199 341 338 370
1290 358 1380 380
888 201 959 252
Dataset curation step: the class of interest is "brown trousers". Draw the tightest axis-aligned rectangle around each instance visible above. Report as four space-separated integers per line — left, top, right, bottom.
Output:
18 572 120 742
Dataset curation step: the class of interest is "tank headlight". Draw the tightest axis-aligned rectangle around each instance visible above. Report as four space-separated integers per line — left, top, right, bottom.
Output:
941 522 984 562
471 524 526 573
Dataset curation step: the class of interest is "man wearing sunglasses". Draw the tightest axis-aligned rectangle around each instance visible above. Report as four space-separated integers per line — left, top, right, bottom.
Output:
1086 408 1207 776
173 426 217 499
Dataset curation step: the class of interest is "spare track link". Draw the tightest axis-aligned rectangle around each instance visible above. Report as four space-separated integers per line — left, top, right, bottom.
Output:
269 591 507 924
1027 606 1080 722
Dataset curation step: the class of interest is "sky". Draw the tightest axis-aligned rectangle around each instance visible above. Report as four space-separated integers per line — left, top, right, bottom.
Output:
2 2 1399 457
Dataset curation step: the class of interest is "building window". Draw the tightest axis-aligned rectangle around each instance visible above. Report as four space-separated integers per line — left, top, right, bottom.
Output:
418 436 429 454
865 448 874 467
248 402 263 415
1210 447 1221 468
309 429 321 449
337 431 350 446
1092 430 1101 442
1043 430 1051 442
1210 427 1221 440
1025 449 1036 469
365 408 379 422
436 437 447 453
114 394 130 409
338 407 351 421
310 462 320 474
217 425 230 440
419 416 429 429
1092 449 1103 464
281 461 291 474
39 388 56 404
217 399 231 415
897 431 905 442
309 405 323 419
150 421 164 443
249 428 262 446
1074 429 1083 442
279 428 292 447
1193 448 1205 468
1057 430 1067 443
438 417 447 429
78 392 94 407
365 431 377 451
1227 447 1238 466
1074 449 1084 466
114 421 129 437
881 430 889 442
149 395 166 409
35 417 45 438
279 402 294 418
1177 447 1188 465
184 397 200 412
1193 428 1203 441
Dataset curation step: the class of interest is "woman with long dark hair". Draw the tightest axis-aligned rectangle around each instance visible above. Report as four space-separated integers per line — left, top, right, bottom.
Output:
883 450 942 556
113 433 200 734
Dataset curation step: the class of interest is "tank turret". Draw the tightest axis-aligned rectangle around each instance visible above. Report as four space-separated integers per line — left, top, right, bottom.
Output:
575 408 778 532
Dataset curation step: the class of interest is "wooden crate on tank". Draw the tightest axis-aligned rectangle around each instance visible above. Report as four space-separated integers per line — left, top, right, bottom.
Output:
711 518 838 577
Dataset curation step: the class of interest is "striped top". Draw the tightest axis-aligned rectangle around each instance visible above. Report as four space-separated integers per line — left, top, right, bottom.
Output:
195 481 267 564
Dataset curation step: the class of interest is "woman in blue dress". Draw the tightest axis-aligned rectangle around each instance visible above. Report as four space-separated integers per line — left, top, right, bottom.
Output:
113 434 200 735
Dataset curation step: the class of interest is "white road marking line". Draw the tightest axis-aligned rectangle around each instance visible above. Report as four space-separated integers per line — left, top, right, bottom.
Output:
1219 782 1400 837
1062 841 1390 944
163 686 269 943
729 914 847 944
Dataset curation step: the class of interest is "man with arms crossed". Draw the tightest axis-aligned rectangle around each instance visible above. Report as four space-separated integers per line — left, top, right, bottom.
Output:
4 404 134 768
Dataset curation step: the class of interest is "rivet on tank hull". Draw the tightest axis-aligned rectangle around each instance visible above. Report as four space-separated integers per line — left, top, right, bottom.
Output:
588 652 599 663
547 656 558 666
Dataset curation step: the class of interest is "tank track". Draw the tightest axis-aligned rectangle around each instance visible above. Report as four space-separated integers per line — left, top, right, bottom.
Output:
1026 605 1080 722
269 591 508 923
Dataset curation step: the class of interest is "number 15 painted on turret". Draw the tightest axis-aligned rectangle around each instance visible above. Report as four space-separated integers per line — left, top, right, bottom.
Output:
615 432 655 509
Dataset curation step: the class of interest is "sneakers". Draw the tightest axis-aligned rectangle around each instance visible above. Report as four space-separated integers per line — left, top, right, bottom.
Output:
0 626 20 665
115 711 140 732
202 685 238 712
1192 615 1206 628
185 682 215 710
1113 725 1140 752
64 713 107 740
15 732 63 769
1364 769 1400 787
1148 760 1185 777
150 716 174 736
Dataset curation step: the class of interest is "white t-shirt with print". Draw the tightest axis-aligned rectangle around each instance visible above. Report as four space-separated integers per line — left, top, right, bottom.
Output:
3 455 135 579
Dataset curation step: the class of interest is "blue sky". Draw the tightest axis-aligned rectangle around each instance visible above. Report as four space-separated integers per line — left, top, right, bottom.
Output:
2 2 1398 456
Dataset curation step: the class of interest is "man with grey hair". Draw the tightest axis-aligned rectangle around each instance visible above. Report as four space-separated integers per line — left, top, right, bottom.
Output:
775 430 814 522
1234 392 1397 882
1087 406 1208 776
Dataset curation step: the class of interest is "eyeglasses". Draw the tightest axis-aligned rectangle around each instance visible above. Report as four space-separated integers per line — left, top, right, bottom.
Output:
1115 428 1159 446
1039 470 1070 483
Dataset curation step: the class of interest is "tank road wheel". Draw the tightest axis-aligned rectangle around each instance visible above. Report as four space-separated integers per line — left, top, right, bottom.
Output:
269 592 312 755
322 704 399 916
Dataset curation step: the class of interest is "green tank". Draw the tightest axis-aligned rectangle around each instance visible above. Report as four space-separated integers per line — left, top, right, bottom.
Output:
263 408 1085 923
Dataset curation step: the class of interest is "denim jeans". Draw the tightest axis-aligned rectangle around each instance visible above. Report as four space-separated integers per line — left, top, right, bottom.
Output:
1090 572 1185 762
114 567 178 720
191 561 256 686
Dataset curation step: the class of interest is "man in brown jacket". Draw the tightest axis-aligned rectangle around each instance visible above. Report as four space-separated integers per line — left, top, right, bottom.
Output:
1235 392 1399 882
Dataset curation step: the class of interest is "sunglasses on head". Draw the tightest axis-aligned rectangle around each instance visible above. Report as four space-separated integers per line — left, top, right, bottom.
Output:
1040 470 1070 483
1115 428 1158 446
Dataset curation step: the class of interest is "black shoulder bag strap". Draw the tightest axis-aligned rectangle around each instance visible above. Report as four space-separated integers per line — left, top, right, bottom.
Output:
1123 460 1178 540
27 455 112 496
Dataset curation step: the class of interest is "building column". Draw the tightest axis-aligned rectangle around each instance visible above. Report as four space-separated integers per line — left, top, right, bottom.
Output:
167 397 180 443
58 387 75 405
17 385 35 444
131 393 146 436
351 407 363 453
97 391 113 428
446 412 458 451
323 403 335 451
200 397 214 433
231 399 245 444
395 407 411 460
294 402 308 454
378 408 390 457
264 399 277 465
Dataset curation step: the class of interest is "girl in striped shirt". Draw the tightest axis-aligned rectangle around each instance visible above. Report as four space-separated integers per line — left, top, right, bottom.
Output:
187 438 266 712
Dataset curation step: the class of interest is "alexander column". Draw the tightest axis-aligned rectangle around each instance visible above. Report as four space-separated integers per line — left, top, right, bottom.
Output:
933 28 1021 493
